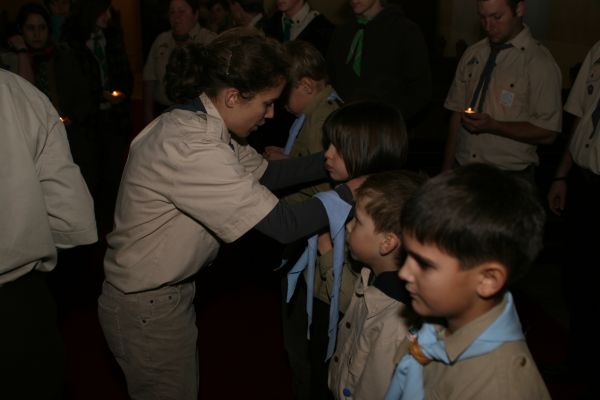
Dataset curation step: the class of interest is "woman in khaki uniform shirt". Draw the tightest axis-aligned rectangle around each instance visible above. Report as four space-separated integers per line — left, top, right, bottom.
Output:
99 29 363 400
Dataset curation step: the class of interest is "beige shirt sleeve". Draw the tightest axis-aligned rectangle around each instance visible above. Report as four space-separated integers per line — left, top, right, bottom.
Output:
1 70 96 285
164 115 277 243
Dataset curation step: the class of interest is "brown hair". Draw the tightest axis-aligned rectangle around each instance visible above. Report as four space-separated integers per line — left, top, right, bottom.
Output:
356 170 427 238
284 40 328 83
323 101 408 177
165 27 289 102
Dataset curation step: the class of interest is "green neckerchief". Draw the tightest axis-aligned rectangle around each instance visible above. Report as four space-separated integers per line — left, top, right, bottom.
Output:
345 15 369 77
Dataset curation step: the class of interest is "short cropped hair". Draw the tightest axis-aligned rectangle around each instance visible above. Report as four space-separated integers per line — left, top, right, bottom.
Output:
400 163 545 287
355 170 427 238
17 3 51 33
284 40 328 83
165 28 289 102
323 101 408 177
478 0 523 15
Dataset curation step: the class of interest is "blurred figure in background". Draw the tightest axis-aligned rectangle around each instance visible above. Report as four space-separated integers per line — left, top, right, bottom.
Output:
143 0 216 124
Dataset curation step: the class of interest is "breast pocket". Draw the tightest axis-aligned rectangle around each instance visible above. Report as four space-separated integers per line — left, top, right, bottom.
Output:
494 73 528 111
584 62 600 107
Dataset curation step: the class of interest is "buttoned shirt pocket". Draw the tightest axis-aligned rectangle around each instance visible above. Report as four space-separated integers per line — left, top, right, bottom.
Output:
583 60 600 110
493 72 528 113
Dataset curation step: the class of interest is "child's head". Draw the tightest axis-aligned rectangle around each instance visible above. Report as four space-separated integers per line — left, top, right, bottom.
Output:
347 170 426 274
398 164 545 329
323 101 408 181
283 40 329 116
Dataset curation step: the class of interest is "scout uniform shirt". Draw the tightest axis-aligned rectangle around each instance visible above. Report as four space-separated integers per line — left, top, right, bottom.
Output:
1 70 97 285
445 26 562 171
391 296 551 400
565 40 600 174
329 268 412 400
104 93 278 293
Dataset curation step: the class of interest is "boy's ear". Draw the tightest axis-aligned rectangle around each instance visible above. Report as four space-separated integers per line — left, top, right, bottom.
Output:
379 232 400 256
475 262 507 299
223 88 240 108
299 77 315 94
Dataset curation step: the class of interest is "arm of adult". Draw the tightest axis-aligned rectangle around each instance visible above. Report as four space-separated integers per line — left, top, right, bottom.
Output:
461 112 558 145
547 118 579 216
8 35 35 84
39 111 98 247
442 111 461 171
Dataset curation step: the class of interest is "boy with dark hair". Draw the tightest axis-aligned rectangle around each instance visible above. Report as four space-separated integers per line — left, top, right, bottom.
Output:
385 163 551 400
328 171 424 400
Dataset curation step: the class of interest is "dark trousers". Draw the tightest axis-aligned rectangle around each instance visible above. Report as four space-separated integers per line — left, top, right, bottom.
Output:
0 272 65 400
561 164 599 380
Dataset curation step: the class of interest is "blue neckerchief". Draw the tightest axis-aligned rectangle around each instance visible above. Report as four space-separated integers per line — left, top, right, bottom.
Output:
163 97 206 114
282 90 342 155
283 113 305 155
384 292 524 400
286 190 352 359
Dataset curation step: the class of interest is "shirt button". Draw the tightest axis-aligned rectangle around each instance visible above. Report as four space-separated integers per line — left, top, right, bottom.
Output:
520 357 527 367
586 144 590 148
345 321 351 329
472 154 477 158
334 356 339 363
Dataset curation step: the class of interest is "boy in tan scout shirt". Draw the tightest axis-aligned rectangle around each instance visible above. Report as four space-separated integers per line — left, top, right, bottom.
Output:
385 163 550 400
328 171 423 400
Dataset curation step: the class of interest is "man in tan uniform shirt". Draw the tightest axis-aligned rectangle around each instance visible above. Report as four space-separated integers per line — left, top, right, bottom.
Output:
443 0 561 176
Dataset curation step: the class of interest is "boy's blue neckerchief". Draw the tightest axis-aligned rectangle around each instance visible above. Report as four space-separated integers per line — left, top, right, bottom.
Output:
282 91 342 155
286 189 352 359
384 292 524 400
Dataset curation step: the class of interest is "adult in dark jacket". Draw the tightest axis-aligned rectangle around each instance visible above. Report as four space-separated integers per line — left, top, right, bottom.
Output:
327 0 431 123
263 0 334 56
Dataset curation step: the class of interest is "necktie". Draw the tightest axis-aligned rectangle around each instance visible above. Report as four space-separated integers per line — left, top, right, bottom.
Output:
384 292 524 400
346 16 369 77
469 42 512 112
590 96 600 138
286 190 352 359
283 16 293 42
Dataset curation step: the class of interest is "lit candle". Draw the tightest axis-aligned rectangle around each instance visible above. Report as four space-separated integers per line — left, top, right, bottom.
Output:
111 90 123 97
464 107 476 114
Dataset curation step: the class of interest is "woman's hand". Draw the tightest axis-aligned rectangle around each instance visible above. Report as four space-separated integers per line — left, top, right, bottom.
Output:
263 146 289 160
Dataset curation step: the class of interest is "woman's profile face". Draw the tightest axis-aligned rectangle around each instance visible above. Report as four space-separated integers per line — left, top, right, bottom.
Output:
169 0 198 36
226 82 285 137
22 13 49 50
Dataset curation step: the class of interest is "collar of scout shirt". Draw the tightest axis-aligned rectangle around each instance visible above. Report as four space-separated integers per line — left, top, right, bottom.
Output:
356 268 409 317
198 93 235 150
282 3 317 41
384 292 524 400
502 24 533 54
